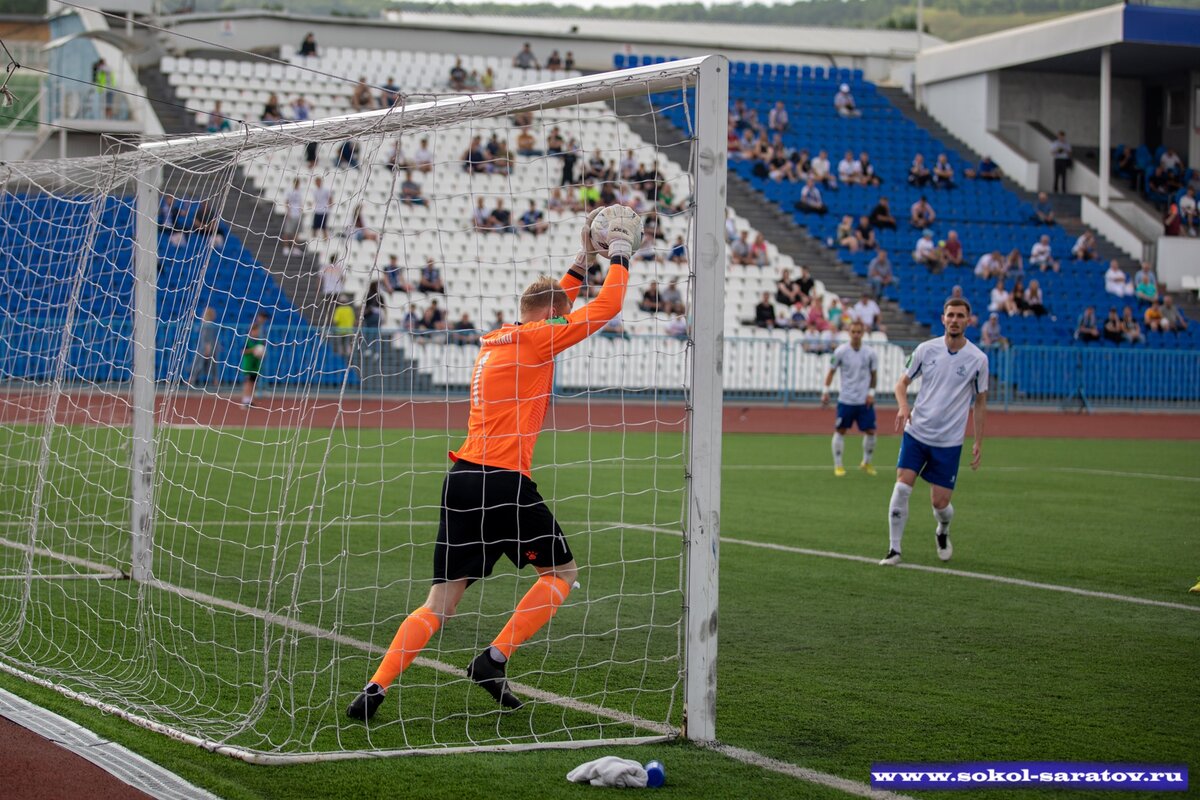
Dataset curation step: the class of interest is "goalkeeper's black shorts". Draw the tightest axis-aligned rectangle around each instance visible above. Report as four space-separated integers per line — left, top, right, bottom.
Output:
432 459 573 584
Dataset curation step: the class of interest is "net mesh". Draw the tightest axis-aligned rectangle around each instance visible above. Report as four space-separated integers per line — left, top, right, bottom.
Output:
0 57 710 758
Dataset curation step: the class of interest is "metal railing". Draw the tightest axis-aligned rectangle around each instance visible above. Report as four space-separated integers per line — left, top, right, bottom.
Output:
1 319 1198 410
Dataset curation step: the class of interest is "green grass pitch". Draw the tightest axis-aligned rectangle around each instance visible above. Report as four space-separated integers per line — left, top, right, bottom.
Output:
0 426 1196 799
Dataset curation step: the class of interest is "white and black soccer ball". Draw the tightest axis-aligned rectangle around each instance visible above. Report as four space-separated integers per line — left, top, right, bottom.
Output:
589 205 644 255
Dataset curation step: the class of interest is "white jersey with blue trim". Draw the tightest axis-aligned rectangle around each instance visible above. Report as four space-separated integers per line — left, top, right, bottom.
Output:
830 343 877 406
903 337 989 448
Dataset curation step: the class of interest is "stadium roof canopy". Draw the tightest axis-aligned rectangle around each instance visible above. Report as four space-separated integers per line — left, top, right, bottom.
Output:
915 3 1200 85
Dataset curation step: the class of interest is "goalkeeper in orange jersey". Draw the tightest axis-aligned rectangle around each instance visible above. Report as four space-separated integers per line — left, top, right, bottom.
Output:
348 207 639 720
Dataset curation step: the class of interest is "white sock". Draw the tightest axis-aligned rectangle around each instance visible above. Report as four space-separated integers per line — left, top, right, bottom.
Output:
488 645 508 663
241 396 251 404
862 434 876 465
934 503 954 536
832 432 845 468
888 482 912 553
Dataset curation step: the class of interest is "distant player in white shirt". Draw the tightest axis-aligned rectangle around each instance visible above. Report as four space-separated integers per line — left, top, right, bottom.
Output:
821 320 878 476
882 298 988 566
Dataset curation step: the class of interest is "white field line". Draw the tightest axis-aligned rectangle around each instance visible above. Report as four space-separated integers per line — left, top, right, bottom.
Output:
708 744 916 800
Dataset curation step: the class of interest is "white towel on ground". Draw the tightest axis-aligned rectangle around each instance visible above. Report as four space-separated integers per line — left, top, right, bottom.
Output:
566 756 649 788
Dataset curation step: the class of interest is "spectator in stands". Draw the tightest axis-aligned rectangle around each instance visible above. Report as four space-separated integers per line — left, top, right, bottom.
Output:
560 138 580 186
1179 186 1198 237
1010 274 1031 311
545 50 563 71
513 42 539 69
282 178 304 255
1071 231 1098 261
661 279 685 316
1075 306 1100 342
1161 295 1188 332
305 141 319 170
451 313 479 346
639 281 664 314
1033 191 1055 225
768 101 789 133
666 314 689 340
345 204 379 242
796 178 827 215
837 151 863 186
986 278 1009 315
981 313 1007 348
487 310 506 332
767 145 798 182
413 138 434 173
1134 263 1158 305
1121 306 1144 344
489 199 515 234
601 312 630 339
463 135 488 173
943 230 963 267
565 52 576 70
974 250 1004 280
855 216 877 251
92 58 113 119
320 257 346 315
335 139 360 169
291 96 311 122
909 196 935 229
1025 279 1048 317
730 230 755 266
384 255 413 294
189 201 224 246
869 197 897 230
1147 167 1172 204
850 292 882 332
837 215 859 253
1105 261 1133 297
159 194 183 242
1029 234 1059 272
361 280 385 352
750 233 769 267
810 150 837 188
965 155 1002 180
298 32 318 58
1160 147 1183 174
913 230 944 273
907 154 931 188
189 307 219 386
1004 248 1025 278
399 304 421 333
519 200 547 235
1103 307 1124 344
867 250 896 298
400 171 424 206
516 128 539 157
834 83 860 118
381 76 401 107
932 154 956 189
827 296 845 331
419 258 444 294
1144 299 1167 332
448 58 467 91
1163 198 1183 236
421 300 446 336
755 292 777 328
311 176 332 240
775 268 800 306
1050 130 1072 193
858 151 882 186
796 266 816 301
330 296 356 356
351 77 374 111
261 93 283 123
472 197 491 232
204 101 231 133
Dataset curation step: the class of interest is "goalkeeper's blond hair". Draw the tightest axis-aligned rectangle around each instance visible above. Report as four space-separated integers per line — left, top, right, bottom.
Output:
520 275 569 320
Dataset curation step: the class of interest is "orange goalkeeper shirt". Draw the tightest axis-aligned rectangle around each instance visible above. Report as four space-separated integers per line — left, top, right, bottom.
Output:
450 262 629 476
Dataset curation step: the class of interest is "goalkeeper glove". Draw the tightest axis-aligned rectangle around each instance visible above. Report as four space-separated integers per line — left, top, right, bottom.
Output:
604 214 637 261
571 208 604 277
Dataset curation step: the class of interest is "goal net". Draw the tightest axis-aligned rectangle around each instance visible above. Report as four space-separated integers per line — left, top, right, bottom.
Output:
0 55 726 761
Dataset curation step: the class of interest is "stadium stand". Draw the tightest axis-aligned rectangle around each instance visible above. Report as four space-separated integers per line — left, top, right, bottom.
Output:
643 55 1198 352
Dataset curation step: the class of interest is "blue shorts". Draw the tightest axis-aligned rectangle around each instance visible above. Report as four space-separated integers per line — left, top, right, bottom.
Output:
897 431 962 489
835 402 877 432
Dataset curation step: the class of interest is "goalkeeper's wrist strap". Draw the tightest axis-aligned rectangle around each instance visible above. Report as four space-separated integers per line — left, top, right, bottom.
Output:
867 389 876 398
608 254 630 267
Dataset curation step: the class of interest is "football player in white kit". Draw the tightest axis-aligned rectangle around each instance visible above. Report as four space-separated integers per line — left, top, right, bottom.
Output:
881 298 988 565
822 320 879 476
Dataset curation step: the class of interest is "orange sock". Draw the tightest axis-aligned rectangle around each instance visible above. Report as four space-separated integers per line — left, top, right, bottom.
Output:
369 606 441 689
491 576 571 659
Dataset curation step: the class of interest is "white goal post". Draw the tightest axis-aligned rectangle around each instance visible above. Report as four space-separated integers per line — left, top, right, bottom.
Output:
0 55 726 761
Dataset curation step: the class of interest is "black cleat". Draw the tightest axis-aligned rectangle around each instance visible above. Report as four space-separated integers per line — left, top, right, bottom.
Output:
466 651 523 709
346 682 386 721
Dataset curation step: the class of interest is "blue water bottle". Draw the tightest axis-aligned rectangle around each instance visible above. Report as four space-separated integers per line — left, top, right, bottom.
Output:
644 760 665 788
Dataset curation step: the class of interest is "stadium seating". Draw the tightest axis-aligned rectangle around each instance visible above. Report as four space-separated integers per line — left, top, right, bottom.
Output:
638 53 1198 353
0 193 351 385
